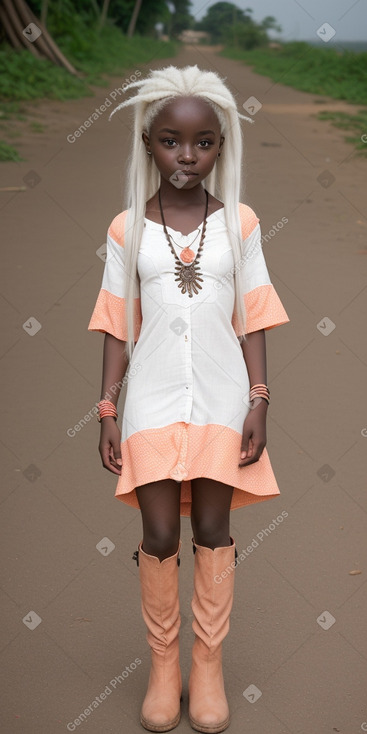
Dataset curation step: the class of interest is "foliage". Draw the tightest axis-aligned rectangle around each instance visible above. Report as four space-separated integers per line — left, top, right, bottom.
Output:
0 45 92 101
197 2 248 43
28 0 193 38
169 0 194 35
221 41 367 155
224 22 267 50
196 2 281 47
93 0 170 36
0 4 177 160
0 27 177 101
221 42 367 104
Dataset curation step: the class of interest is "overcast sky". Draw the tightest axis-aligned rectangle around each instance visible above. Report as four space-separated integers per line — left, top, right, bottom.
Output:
189 0 367 41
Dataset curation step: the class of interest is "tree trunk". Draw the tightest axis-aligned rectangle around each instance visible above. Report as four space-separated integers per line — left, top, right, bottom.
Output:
127 0 143 38
1 0 79 75
98 0 111 31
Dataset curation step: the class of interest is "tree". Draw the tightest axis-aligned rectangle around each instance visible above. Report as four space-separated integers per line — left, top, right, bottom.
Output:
127 0 143 37
197 2 251 43
169 0 194 36
0 0 78 73
107 0 171 37
226 21 267 50
260 15 282 35
198 2 282 49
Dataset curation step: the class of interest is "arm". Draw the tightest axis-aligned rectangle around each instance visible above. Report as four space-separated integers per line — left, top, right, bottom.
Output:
98 333 129 475
240 329 267 387
100 332 129 405
238 329 268 467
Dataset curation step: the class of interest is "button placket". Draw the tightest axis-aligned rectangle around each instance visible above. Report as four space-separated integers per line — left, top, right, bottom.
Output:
183 309 193 422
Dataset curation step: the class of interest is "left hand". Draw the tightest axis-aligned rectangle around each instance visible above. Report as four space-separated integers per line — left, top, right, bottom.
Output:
238 399 267 467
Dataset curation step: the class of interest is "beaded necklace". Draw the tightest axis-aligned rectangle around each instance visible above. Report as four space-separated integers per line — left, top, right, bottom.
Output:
158 188 209 298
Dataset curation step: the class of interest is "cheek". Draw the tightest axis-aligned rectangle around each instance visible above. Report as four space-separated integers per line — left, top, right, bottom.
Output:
153 149 176 166
201 149 219 166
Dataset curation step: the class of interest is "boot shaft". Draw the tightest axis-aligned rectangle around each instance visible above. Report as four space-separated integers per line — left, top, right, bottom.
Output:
191 538 236 649
136 541 182 649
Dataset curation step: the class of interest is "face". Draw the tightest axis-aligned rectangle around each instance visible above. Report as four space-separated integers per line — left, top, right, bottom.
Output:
142 96 224 189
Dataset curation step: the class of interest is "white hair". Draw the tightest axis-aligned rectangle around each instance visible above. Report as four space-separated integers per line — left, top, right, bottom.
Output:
109 64 254 362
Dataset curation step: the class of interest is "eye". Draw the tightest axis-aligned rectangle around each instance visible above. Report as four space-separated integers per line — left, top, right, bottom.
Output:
198 140 213 148
161 138 177 147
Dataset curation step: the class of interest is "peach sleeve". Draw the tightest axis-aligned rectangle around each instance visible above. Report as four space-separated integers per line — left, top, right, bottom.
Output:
232 204 290 336
87 211 142 342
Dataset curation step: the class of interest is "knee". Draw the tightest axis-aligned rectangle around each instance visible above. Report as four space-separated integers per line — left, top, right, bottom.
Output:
142 524 180 561
191 514 230 549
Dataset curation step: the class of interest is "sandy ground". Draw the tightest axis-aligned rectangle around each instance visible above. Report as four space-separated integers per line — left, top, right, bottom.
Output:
0 45 366 734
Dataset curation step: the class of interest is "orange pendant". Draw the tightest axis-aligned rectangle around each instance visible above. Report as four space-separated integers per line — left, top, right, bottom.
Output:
180 247 195 263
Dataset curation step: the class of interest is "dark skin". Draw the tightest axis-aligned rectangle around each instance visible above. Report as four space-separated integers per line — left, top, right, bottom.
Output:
97 96 268 557
142 97 225 234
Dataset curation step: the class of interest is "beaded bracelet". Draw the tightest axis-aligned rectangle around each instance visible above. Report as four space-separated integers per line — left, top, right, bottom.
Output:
249 383 270 406
97 399 118 422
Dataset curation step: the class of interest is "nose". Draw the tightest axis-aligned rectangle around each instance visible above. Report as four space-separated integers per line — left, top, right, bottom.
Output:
178 143 197 164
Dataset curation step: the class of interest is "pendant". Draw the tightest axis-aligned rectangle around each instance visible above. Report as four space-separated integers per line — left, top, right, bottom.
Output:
174 262 204 297
180 247 195 264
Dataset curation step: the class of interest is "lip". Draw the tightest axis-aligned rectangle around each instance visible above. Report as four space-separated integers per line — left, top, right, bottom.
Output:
179 171 198 177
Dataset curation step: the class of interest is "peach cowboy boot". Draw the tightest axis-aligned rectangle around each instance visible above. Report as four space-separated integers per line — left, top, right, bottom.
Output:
134 540 182 732
188 537 236 733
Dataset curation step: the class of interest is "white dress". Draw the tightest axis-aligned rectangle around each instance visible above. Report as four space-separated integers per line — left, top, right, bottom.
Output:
88 203 290 516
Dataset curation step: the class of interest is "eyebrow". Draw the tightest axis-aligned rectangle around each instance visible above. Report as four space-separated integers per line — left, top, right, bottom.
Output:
158 128 216 135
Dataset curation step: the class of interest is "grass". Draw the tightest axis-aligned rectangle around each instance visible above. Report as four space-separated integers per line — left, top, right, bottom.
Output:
221 42 367 155
29 121 46 133
221 42 367 104
0 101 27 120
0 140 23 161
0 23 177 160
315 108 367 154
0 27 177 102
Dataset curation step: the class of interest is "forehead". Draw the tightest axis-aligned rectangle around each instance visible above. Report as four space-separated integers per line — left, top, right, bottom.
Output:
151 96 220 130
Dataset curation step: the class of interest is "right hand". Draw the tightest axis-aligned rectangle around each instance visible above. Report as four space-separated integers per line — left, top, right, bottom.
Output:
98 417 122 475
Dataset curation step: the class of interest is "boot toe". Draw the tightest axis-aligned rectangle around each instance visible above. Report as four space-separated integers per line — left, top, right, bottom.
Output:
189 710 230 734
141 689 182 732
141 703 181 732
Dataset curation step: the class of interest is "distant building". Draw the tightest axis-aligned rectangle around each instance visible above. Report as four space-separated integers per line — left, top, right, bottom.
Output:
178 30 210 44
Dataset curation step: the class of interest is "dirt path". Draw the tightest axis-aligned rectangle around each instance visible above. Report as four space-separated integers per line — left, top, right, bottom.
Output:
1 46 366 734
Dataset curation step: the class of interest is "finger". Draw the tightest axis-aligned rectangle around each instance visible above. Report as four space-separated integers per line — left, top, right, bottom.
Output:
239 442 265 467
111 442 122 467
108 446 122 472
241 436 253 460
100 445 121 474
239 454 259 467
106 463 122 475
240 432 252 459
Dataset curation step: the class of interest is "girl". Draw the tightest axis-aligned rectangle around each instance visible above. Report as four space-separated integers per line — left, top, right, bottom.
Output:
88 65 289 733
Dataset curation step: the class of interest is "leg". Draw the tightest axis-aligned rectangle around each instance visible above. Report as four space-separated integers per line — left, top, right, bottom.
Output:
191 477 234 548
136 478 181 561
189 478 235 733
134 479 182 732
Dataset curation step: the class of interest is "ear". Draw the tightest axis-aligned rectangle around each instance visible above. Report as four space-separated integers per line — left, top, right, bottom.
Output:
142 131 151 154
219 135 225 153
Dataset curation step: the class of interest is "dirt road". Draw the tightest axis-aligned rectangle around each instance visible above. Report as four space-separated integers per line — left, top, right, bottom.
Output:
0 45 366 733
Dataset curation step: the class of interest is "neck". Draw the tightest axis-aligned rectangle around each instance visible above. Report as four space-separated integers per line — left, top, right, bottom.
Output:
158 179 207 208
